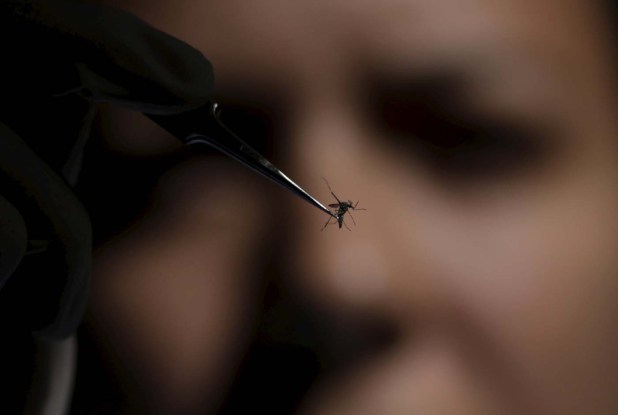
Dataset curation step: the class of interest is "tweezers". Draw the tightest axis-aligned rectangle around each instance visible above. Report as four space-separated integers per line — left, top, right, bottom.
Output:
146 102 337 218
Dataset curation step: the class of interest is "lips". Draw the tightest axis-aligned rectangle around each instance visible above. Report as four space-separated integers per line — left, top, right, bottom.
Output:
297 324 515 415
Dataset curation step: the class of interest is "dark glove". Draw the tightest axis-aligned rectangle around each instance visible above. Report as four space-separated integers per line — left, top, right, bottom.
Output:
0 0 214 339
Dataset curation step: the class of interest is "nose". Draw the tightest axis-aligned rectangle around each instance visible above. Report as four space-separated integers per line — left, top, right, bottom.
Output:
279 98 443 332
283 100 380 309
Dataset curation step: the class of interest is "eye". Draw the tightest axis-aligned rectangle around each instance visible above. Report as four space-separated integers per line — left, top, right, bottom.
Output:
409 115 547 181
368 85 551 183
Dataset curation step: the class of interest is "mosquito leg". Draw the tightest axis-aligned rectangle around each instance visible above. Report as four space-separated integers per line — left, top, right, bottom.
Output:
343 218 352 231
322 177 333 192
353 201 367 211
347 211 357 226
322 177 343 204
321 215 336 231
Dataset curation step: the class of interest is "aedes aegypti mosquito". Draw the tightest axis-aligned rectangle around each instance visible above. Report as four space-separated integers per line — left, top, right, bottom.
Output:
321 178 366 231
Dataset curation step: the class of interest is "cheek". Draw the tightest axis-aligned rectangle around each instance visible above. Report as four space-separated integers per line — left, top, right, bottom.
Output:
416 166 618 412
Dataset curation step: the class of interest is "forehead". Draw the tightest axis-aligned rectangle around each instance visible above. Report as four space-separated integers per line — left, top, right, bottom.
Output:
181 0 610 88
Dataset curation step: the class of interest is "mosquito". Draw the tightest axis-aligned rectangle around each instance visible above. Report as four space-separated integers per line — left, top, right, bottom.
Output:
321 178 366 231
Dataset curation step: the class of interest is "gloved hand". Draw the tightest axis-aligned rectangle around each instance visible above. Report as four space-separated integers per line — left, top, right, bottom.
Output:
0 0 214 339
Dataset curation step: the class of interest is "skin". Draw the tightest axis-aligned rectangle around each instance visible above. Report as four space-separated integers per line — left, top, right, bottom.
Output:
91 0 618 413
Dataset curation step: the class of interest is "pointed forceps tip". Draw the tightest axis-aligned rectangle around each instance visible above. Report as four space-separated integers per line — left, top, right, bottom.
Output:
146 102 336 218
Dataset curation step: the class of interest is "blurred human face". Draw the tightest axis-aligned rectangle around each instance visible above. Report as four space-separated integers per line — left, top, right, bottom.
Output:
105 0 618 413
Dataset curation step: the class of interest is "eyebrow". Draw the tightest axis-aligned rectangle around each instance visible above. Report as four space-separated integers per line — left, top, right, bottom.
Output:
363 64 481 121
363 46 564 145
366 43 563 128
